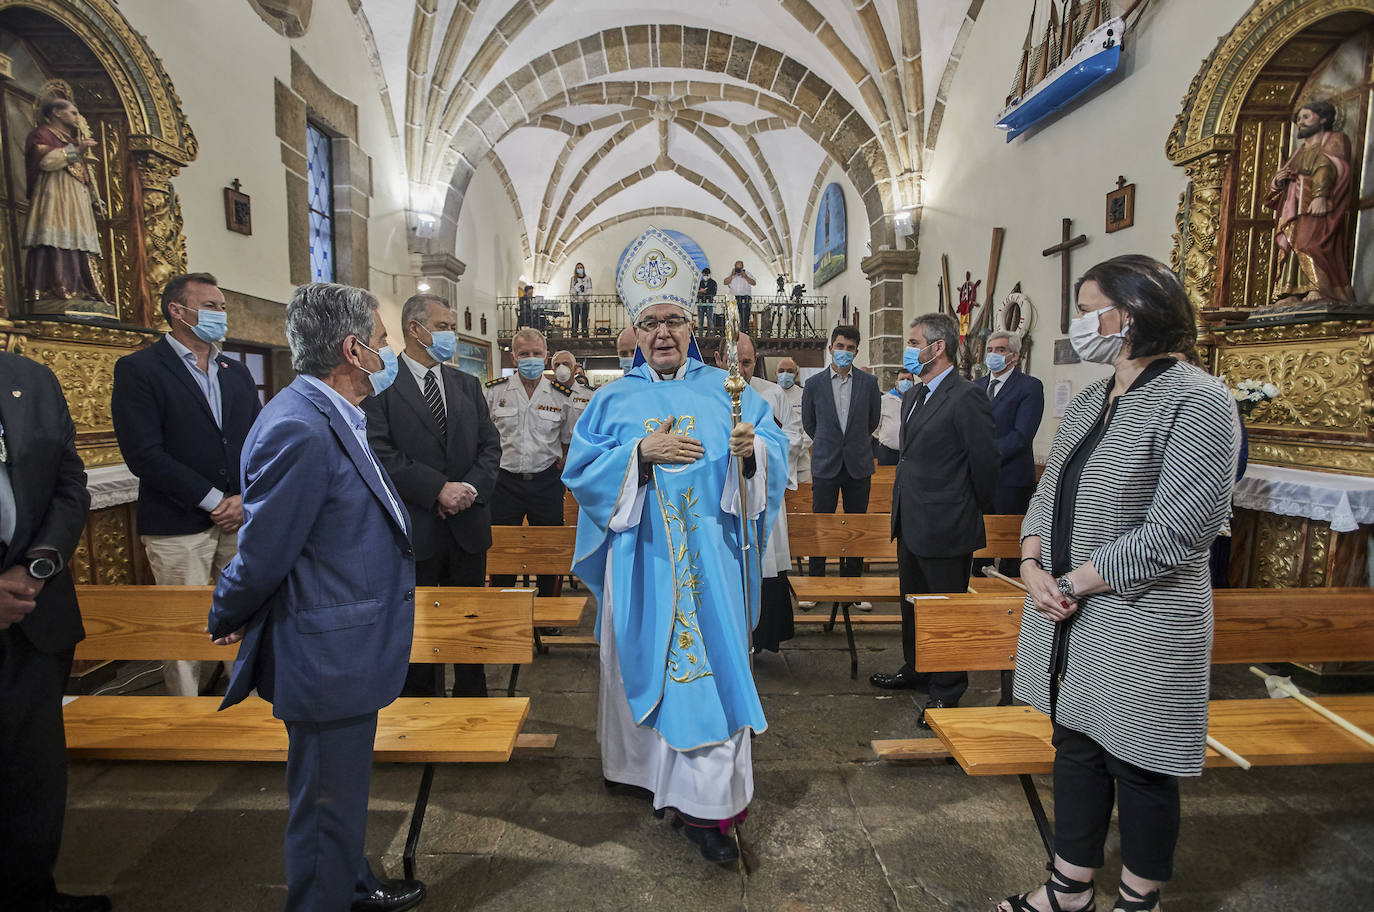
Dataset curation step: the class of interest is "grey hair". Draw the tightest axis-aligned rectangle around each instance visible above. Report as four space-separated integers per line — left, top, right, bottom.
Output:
908 312 960 370
286 283 379 378
400 293 451 331
987 329 1021 355
511 327 547 351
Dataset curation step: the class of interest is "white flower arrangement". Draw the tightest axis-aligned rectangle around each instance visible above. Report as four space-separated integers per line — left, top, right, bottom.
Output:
1229 378 1279 417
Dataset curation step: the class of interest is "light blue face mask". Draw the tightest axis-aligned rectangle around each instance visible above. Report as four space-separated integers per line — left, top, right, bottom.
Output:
896 378 914 394
184 308 227 344
985 351 1007 373
903 346 924 374
831 349 855 369
776 371 795 389
518 357 546 380
421 326 457 363
357 340 398 396
619 356 636 372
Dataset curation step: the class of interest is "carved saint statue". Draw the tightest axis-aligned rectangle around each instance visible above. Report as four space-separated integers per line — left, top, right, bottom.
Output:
1263 100 1355 304
21 97 108 310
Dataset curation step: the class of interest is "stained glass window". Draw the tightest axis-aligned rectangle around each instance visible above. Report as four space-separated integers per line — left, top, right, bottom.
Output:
306 122 334 283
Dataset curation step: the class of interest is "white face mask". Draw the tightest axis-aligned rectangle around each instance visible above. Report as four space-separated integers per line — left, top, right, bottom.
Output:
554 364 573 383
1068 305 1127 364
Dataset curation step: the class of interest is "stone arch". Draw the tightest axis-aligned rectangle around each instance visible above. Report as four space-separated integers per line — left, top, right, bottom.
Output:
555 207 775 276
434 26 897 258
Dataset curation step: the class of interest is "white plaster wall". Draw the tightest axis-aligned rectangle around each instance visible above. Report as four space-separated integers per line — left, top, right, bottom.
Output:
916 0 1255 459
453 162 528 372
115 0 410 309
797 160 875 366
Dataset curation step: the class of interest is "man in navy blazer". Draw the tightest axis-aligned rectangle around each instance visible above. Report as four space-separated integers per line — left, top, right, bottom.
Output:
801 324 881 578
975 331 1044 518
112 272 260 695
209 284 425 912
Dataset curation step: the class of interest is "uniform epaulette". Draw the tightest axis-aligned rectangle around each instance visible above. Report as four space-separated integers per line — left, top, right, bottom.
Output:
485 376 508 388
550 380 573 396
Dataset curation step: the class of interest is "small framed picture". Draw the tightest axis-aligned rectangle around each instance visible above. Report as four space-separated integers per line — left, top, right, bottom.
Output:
1106 176 1134 234
224 181 252 235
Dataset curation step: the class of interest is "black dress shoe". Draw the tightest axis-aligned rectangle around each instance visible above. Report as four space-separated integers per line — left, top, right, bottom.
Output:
678 819 739 864
49 895 112 912
869 668 930 691
351 878 426 912
917 699 954 730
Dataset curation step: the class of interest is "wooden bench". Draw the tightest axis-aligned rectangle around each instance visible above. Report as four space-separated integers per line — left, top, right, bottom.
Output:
872 587 1374 857
785 513 1025 677
69 584 553 877
488 526 597 648
786 464 896 514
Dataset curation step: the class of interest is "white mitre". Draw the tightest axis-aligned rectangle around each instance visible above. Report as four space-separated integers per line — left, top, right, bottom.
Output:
615 225 702 321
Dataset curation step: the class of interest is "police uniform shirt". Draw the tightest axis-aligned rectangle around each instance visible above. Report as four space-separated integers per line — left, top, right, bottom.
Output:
484 374 574 473
568 379 594 417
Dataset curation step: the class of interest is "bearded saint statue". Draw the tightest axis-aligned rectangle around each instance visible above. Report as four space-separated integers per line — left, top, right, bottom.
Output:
1262 100 1355 305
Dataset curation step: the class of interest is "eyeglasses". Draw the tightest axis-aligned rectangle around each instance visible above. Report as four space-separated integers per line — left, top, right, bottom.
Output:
635 315 691 332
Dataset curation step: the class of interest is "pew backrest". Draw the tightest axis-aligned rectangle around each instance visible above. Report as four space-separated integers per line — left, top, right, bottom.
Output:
487 525 578 577
786 512 1024 560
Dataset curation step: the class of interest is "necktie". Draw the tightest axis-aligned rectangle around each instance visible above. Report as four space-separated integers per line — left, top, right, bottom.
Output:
988 379 1000 400
905 384 928 424
423 370 447 438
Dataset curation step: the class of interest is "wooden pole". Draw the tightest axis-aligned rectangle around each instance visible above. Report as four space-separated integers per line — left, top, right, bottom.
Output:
1249 666 1374 750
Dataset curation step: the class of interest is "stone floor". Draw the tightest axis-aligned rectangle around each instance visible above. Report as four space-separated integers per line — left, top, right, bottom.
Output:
55 609 1374 911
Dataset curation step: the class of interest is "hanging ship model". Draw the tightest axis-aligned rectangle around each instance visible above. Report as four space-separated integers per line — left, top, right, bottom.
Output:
997 0 1126 142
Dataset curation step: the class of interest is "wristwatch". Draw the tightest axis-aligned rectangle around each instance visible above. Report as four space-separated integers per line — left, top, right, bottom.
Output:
1056 576 1076 598
26 553 60 581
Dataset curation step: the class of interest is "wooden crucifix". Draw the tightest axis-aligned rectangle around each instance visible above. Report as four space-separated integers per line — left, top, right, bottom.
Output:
1042 217 1088 333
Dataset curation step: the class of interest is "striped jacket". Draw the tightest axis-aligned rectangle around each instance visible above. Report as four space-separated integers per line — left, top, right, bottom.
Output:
1014 360 1239 777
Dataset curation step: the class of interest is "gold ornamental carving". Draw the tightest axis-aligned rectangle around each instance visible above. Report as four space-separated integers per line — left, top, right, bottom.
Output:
90 507 132 584
1254 512 1306 587
135 153 188 317
1175 152 1228 313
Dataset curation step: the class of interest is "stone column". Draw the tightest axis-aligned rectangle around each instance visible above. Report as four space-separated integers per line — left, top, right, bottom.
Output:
860 248 918 389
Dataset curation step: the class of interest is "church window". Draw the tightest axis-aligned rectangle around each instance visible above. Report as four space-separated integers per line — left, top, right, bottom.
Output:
306 121 334 283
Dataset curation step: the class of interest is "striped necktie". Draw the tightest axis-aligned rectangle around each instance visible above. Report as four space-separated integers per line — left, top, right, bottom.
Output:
423 369 447 438
988 378 1000 399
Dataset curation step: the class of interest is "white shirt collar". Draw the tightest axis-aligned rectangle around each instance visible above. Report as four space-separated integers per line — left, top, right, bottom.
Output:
165 332 219 365
400 349 439 384
921 364 955 395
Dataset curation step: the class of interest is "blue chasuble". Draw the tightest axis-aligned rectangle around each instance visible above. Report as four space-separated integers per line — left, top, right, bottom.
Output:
564 358 788 751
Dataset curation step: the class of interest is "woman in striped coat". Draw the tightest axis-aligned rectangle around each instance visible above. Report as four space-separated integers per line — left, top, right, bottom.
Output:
1000 256 1239 912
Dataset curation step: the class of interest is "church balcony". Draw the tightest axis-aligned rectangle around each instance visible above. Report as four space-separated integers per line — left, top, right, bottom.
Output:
496 293 832 353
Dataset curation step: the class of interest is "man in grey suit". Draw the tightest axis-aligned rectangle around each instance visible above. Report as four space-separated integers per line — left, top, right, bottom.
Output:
874 313 998 727
801 324 881 578
365 293 502 697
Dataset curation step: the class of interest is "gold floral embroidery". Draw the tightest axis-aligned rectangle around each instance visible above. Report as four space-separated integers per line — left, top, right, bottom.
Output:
663 487 712 684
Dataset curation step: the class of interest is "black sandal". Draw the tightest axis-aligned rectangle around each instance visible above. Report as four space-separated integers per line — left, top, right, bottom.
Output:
1000 863 1096 912
1111 883 1159 912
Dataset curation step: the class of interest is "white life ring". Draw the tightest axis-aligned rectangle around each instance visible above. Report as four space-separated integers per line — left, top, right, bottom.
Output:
997 291 1032 337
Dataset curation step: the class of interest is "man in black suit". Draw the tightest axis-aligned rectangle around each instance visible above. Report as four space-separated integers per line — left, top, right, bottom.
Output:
874 313 998 727
0 353 104 912
111 273 260 695
365 293 501 697
801 324 881 579
975 330 1044 576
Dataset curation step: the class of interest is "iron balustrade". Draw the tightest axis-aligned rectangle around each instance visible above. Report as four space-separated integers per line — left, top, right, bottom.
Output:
497 293 830 341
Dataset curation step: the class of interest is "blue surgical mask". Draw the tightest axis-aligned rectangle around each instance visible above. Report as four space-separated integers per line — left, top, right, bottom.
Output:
985 352 1007 373
518 357 546 380
896 379 914 394
619 356 636 372
903 346 924 374
831 349 855 369
421 326 457 363
183 308 227 344
776 371 795 389
357 340 398 396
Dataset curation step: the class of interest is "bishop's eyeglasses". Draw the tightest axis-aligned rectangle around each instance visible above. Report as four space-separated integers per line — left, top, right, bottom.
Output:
635 315 691 332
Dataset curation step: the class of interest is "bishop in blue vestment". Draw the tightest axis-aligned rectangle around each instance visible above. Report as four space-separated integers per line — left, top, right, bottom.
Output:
563 227 787 864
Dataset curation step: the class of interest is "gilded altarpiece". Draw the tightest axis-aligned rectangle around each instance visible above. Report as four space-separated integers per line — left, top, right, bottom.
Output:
0 0 196 585
1170 0 1374 593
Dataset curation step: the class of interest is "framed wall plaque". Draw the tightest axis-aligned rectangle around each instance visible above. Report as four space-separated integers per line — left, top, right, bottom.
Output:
1106 175 1135 233
224 179 252 235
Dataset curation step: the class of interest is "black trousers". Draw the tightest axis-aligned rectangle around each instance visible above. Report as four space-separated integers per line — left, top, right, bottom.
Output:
809 468 870 577
753 572 794 653
491 466 564 596
735 296 752 331
572 299 589 334
897 539 971 705
403 540 488 697
0 630 71 912
874 443 900 466
1051 722 1181 882
283 713 384 912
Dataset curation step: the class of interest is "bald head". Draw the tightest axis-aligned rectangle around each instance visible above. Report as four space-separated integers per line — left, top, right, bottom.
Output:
715 331 757 381
616 325 638 360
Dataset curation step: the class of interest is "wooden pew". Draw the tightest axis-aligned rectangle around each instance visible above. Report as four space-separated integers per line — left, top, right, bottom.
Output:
69 584 553 877
786 464 898 514
871 586 1374 859
785 513 1025 678
488 526 596 647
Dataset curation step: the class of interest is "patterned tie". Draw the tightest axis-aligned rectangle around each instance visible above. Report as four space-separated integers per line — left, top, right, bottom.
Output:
988 378 1000 400
423 369 447 438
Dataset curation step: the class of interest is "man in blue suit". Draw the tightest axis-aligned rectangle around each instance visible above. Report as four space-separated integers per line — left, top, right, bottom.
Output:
209 283 424 912
975 331 1044 523
801 324 881 578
